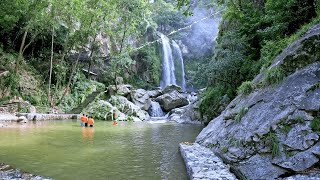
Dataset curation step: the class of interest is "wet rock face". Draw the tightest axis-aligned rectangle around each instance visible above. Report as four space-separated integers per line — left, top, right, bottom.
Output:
130 89 151 111
155 90 189 111
195 24 320 179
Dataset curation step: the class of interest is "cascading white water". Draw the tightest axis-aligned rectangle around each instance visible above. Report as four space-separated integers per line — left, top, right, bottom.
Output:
149 101 165 117
172 40 186 91
160 33 176 88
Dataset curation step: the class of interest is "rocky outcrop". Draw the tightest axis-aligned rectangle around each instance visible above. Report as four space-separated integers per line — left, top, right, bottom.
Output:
147 89 162 98
19 113 77 121
168 101 201 124
195 24 320 179
162 84 183 94
109 96 150 121
82 100 116 120
156 90 189 111
180 143 237 180
130 89 151 111
108 84 132 97
0 113 19 121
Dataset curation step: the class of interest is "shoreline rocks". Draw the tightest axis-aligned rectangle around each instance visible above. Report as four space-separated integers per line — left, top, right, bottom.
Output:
0 113 77 123
0 163 53 180
179 143 237 180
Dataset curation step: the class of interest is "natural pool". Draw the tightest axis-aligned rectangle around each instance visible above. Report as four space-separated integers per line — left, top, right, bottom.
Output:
0 120 203 180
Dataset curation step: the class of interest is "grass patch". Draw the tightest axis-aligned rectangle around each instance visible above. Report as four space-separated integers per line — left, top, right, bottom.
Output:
207 143 217 148
221 147 228 153
292 117 305 124
237 81 253 95
307 83 320 93
279 124 292 134
311 117 320 132
235 106 249 123
262 66 286 86
266 132 280 157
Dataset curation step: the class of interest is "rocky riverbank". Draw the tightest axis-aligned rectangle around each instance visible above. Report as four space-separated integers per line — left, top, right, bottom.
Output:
0 163 53 180
0 113 78 127
180 142 237 180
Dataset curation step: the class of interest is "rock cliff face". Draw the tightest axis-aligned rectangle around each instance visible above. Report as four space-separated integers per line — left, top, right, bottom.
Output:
196 24 320 179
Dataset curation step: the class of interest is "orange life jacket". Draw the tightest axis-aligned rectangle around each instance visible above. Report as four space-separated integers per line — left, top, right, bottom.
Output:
83 117 89 123
80 116 86 122
88 118 94 125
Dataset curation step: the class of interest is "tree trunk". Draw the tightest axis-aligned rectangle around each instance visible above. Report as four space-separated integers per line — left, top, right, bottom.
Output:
15 29 28 75
87 35 97 80
56 53 80 106
48 27 54 107
115 23 127 91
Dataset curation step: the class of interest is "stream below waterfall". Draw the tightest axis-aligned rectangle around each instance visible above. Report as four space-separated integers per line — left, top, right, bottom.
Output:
0 120 202 180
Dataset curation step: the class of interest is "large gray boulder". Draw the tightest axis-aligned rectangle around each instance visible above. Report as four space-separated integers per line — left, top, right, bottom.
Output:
109 96 150 121
147 89 162 98
130 89 151 111
168 101 201 124
155 90 189 111
82 100 116 120
108 84 132 97
195 24 320 179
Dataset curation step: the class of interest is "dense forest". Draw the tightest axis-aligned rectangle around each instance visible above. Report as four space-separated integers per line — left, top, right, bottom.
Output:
0 0 319 119
0 0 189 113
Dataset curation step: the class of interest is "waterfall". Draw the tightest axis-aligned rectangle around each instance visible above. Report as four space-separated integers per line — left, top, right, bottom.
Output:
172 40 186 91
148 101 165 117
160 33 176 88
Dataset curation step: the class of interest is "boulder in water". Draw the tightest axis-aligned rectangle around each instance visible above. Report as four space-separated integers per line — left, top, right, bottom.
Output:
156 90 189 111
168 101 201 124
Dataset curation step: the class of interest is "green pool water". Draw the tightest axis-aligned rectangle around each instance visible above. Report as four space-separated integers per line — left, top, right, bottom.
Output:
0 120 203 180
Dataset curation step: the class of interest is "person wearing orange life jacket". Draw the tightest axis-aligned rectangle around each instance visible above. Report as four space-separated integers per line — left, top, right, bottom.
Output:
84 115 89 127
80 114 86 127
88 116 94 127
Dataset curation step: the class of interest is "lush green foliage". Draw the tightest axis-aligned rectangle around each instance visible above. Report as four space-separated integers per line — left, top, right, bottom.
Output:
266 132 280 157
199 86 231 120
237 81 253 95
198 0 319 120
262 66 286 86
235 106 248 123
311 117 320 132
